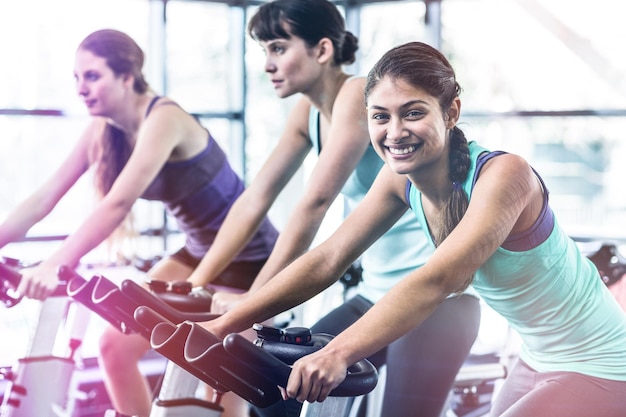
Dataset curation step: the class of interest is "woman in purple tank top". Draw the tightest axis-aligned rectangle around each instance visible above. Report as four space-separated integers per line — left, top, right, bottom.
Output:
0 29 277 417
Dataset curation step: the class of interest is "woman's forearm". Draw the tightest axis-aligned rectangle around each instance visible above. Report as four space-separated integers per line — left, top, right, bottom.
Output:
210 243 344 337
324 270 448 366
248 197 330 293
0 214 37 248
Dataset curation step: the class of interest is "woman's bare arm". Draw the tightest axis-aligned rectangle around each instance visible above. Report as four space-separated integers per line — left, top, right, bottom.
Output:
0 121 97 248
206 164 410 337
284 155 541 402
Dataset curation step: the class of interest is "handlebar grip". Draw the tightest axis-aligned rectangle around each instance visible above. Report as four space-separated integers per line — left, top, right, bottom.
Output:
134 305 169 334
155 291 213 313
224 332 378 398
66 274 141 335
182 323 283 408
0 263 76 307
224 333 292 382
142 318 377 408
0 262 21 288
143 316 282 407
148 319 230 393
0 262 23 308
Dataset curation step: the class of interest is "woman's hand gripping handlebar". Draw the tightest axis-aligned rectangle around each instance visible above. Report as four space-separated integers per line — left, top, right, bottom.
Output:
0 257 71 308
132 309 378 409
238 323 378 398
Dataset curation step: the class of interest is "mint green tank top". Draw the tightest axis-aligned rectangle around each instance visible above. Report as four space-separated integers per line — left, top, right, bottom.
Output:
309 107 432 302
407 141 626 380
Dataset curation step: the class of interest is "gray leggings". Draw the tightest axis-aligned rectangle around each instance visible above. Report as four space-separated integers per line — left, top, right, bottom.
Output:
491 359 626 417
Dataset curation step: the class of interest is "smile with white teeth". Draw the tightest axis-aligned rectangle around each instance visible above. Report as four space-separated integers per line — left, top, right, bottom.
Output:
388 145 416 155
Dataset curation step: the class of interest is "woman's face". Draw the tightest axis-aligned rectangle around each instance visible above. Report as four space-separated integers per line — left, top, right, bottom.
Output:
73 48 128 117
367 76 455 177
259 33 323 99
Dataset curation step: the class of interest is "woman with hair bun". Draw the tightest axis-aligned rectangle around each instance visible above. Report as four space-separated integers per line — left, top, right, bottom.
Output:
197 2 480 416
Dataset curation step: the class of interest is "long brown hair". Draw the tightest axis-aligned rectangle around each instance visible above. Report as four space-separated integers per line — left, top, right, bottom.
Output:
365 42 472 291
79 29 150 259
79 29 149 198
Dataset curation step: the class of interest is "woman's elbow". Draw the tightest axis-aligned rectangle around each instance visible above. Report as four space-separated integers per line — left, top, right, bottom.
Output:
100 197 135 219
420 265 468 301
300 194 336 219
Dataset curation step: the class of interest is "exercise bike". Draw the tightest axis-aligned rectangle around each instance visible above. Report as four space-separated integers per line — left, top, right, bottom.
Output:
0 257 89 417
63 268 221 417
64 268 377 417
133 304 378 417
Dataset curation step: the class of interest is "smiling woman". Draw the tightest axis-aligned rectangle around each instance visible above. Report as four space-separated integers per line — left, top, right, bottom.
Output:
202 40 626 417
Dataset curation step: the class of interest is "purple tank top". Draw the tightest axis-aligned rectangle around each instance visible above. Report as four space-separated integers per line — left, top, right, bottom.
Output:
140 97 278 261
